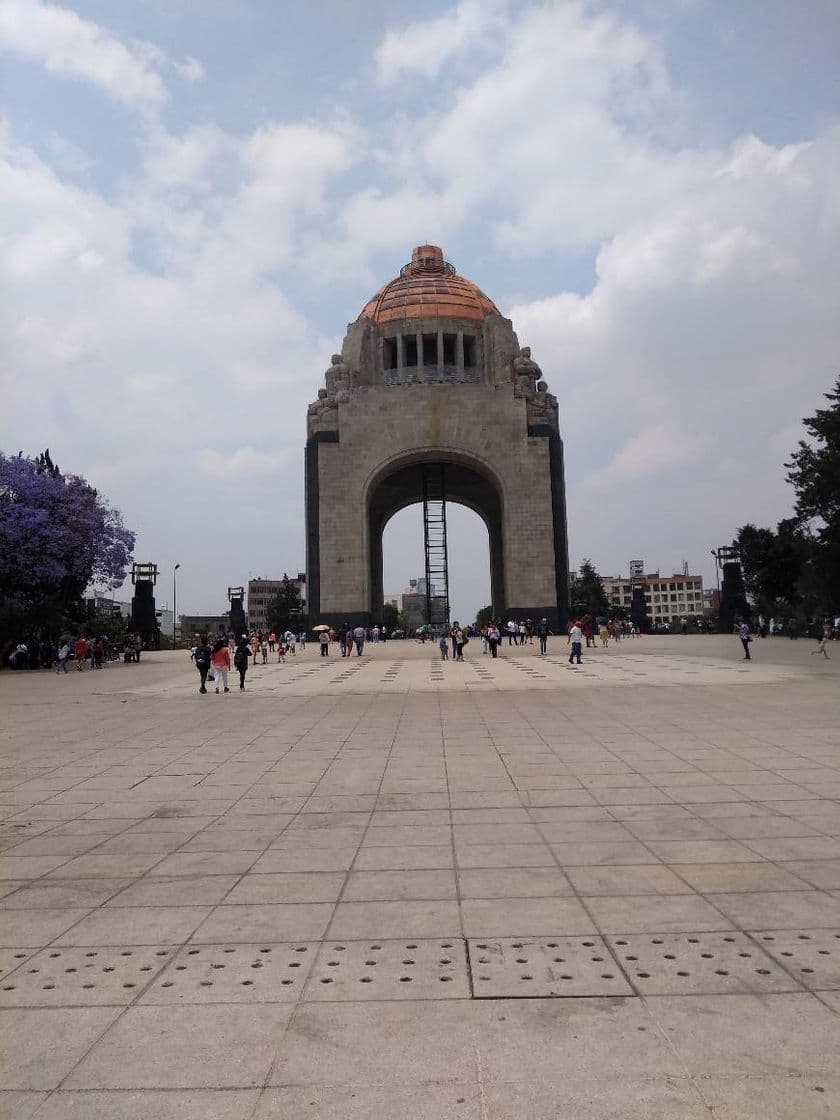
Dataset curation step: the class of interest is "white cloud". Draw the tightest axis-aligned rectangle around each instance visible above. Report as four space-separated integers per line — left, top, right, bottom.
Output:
3 0 840 613
175 54 204 83
582 425 708 490
0 0 168 111
375 0 506 83
197 447 287 477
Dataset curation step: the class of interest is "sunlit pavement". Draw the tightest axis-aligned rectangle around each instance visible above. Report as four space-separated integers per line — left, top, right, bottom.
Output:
1 635 839 1118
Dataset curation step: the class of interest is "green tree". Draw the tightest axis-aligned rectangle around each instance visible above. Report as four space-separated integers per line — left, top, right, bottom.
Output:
475 604 493 627
381 601 400 631
786 376 840 610
264 574 306 634
735 519 809 615
570 559 609 618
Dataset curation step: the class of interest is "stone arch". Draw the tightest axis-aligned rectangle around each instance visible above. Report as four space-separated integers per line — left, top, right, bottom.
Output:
364 449 506 621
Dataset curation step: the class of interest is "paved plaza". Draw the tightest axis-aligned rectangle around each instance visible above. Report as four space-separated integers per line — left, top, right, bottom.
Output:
1 634 839 1118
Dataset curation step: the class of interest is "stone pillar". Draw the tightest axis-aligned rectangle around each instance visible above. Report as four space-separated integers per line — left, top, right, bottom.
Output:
416 330 423 370
456 332 464 372
397 334 404 370
437 330 444 367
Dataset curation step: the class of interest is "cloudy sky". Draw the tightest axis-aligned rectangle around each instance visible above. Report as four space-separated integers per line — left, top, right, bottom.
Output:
2 0 839 622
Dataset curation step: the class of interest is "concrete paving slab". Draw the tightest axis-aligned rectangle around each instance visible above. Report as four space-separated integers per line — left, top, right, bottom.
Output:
191 903 333 943
0 944 173 1006
29 1089 260 1120
252 1084 481 1120
65 1003 293 1088
484 1078 711 1119
2 636 839 1115
141 942 316 1003
0 1006 120 1089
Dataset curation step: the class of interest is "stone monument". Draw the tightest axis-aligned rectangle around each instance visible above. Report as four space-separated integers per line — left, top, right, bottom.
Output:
305 245 570 629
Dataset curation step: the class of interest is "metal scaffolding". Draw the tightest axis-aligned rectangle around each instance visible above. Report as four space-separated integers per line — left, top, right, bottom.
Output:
422 463 450 628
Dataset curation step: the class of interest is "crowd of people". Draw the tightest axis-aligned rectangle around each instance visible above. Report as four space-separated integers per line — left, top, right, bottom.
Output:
1 632 146 671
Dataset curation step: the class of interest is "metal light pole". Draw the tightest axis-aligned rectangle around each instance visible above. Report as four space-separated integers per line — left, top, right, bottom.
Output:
173 564 181 649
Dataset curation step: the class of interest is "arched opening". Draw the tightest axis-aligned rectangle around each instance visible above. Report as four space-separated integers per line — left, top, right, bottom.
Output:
367 453 506 624
382 504 492 628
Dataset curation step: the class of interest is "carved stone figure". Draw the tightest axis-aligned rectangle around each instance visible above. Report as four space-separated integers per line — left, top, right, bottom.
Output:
513 346 542 399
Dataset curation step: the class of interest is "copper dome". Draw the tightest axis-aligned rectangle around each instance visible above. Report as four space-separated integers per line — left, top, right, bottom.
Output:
359 245 501 325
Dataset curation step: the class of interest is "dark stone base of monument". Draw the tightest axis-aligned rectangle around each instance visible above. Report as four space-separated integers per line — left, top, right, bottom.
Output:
718 562 750 633
131 582 156 647
630 587 650 634
229 598 246 636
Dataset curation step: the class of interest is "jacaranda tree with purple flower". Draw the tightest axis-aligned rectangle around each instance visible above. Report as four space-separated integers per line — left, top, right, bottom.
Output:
0 450 135 632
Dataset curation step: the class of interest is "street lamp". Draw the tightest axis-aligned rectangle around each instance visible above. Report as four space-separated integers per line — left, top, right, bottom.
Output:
173 564 181 649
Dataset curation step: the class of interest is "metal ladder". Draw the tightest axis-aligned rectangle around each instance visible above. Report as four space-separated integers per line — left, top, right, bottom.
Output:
422 463 450 628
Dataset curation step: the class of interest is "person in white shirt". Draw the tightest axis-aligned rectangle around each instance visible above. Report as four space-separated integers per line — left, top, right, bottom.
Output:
568 621 583 665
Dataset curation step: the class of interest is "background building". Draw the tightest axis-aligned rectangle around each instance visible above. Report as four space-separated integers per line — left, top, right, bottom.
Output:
384 578 432 631
179 614 229 640
247 574 306 633
603 564 704 627
84 594 131 618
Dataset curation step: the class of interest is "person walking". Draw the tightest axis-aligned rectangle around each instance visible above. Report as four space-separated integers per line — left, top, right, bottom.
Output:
488 622 500 658
234 635 251 689
74 635 86 670
55 640 69 673
537 617 549 656
211 638 230 693
353 625 365 656
438 632 449 660
568 620 583 665
319 630 330 656
194 637 211 693
738 620 752 660
811 633 831 660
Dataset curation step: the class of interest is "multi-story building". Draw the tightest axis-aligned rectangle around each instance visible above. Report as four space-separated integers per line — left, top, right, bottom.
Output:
247 574 306 633
602 564 704 627
179 614 229 641
384 578 433 631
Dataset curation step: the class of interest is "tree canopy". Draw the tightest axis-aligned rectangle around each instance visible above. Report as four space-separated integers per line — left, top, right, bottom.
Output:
785 375 840 610
0 450 135 632
570 559 610 619
732 378 840 618
475 605 493 627
264 574 306 634
735 519 810 615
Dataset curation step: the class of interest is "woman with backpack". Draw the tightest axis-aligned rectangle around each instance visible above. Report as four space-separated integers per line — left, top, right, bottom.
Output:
194 637 211 693
234 635 251 690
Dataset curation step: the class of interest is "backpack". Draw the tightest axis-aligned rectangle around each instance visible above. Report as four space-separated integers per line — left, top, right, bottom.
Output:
194 647 210 667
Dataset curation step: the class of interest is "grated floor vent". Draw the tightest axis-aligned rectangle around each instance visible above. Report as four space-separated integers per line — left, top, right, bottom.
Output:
467 937 633 998
0 946 172 1006
304 939 470 1000
606 932 801 995
141 943 316 1003
751 930 840 990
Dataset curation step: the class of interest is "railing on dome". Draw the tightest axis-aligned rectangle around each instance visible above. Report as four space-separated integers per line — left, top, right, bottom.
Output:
384 364 479 387
400 257 457 277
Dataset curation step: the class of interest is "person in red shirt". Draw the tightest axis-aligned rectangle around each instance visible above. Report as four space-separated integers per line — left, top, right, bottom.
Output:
210 638 230 693
74 635 87 671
